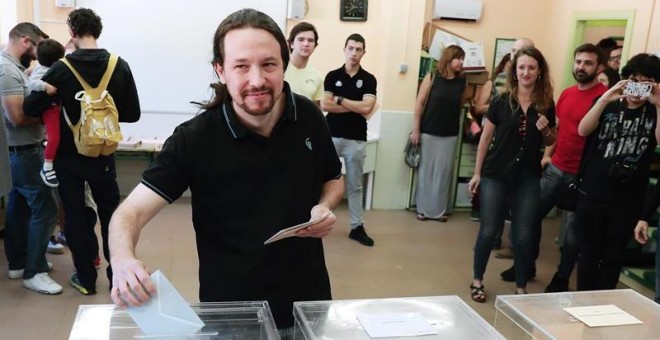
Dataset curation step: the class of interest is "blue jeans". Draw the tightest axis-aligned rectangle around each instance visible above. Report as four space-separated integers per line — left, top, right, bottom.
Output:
4 146 57 279
473 169 540 288
332 138 366 228
537 163 578 278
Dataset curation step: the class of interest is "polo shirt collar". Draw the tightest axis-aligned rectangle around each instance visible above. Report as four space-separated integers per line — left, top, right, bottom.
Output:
221 82 298 139
341 64 363 77
0 51 25 71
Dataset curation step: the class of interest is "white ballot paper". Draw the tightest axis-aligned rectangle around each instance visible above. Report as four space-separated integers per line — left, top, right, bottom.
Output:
563 304 643 327
356 313 437 338
264 214 328 245
127 270 206 336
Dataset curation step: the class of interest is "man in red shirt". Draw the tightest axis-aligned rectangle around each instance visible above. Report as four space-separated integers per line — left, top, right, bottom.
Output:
501 44 607 291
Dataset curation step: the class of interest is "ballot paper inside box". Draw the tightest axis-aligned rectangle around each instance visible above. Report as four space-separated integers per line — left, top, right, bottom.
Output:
69 301 280 339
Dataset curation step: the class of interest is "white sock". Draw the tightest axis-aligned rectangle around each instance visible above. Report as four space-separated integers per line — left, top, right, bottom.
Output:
43 161 53 171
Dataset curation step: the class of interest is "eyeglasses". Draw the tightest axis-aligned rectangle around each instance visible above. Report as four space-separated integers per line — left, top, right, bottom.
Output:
519 113 527 136
23 36 37 47
608 55 622 62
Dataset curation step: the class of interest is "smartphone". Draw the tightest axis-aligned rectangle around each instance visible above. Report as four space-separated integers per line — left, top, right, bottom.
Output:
623 82 653 99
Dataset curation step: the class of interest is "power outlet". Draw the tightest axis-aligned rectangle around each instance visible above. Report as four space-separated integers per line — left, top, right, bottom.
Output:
55 0 76 8
399 64 408 74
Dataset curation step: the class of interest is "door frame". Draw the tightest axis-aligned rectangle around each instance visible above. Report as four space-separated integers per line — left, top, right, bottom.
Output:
564 10 636 88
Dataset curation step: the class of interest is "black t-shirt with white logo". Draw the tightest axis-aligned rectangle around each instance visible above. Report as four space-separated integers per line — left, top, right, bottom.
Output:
324 65 377 141
580 100 658 204
141 84 342 329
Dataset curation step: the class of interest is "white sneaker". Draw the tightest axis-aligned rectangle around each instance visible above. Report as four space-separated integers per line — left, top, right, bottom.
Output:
22 273 63 295
47 237 65 254
8 262 53 279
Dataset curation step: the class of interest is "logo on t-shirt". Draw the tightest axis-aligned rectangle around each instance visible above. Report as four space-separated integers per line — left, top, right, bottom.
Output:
305 137 313 151
356 79 363 89
335 80 343 87
598 111 654 162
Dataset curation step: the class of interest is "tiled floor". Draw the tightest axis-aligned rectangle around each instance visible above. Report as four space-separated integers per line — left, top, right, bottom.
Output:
0 200 650 338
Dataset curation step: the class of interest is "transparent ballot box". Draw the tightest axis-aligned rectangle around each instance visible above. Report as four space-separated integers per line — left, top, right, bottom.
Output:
293 295 504 339
69 301 280 339
494 289 660 339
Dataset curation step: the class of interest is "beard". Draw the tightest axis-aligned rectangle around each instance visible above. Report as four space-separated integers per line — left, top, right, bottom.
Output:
573 70 597 84
19 52 33 68
237 86 276 116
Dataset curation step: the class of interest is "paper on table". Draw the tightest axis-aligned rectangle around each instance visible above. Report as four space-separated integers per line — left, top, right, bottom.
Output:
563 304 643 327
356 312 437 338
264 214 328 245
127 270 205 336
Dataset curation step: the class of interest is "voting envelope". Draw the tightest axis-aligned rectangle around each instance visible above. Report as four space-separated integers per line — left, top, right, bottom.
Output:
127 270 205 336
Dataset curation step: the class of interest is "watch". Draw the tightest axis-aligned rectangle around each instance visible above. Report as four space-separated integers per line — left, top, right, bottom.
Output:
340 0 368 22
336 96 344 105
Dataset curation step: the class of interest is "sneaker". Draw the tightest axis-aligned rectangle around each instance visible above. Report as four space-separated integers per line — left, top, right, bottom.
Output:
93 256 101 270
9 262 53 279
500 265 536 282
544 272 569 293
22 273 62 295
56 231 67 246
47 236 65 254
349 225 375 247
495 247 514 259
40 168 59 187
470 209 481 222
70 274 97 295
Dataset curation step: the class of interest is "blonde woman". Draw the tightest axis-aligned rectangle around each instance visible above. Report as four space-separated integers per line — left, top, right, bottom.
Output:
411 45 468 222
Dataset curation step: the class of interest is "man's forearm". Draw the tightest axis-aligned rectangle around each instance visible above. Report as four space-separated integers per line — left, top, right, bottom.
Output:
3 95 39 126
108 205 142 260
339 98 370 116
317 177 344 210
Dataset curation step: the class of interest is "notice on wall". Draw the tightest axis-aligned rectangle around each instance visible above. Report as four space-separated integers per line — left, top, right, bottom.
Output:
460 42 486 72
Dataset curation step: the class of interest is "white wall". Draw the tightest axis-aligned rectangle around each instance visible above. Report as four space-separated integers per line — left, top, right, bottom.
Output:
0 0 18 44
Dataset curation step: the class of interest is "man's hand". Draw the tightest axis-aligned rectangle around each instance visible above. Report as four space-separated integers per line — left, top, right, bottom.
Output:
634 220 649 244
602 80 628 103
647 82 660 107
110 255 157 307
296 205 336 238
44 83 57 96
541 156 552 169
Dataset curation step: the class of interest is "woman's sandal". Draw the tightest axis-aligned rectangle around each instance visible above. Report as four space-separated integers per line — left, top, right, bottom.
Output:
416 213 427 221
470 284 486 303
438 215 448 222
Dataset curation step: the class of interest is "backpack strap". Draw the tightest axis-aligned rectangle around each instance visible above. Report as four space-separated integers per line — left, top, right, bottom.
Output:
61 54 119 93
97 55 118 93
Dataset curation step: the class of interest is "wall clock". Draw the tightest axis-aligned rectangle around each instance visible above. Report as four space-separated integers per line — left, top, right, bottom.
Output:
340 0 368 22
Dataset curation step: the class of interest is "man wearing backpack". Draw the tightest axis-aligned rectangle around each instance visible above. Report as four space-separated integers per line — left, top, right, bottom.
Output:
25 8 140 295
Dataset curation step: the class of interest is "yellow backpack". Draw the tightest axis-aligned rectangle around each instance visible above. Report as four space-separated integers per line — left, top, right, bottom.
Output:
61 55 122 157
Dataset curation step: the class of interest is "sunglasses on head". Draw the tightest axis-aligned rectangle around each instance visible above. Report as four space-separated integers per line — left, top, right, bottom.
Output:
518 113 527 136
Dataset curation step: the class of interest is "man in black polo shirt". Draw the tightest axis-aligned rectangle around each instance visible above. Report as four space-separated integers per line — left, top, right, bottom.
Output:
321 33 377 247
108 9 344 336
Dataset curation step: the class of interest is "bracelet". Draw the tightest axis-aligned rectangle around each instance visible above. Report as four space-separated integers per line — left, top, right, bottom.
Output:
543 128 552 137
